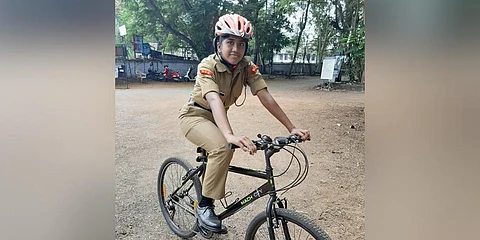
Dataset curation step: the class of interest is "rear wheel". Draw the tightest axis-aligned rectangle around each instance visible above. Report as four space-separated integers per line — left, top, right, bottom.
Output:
245 208 331 240
157 157 202 238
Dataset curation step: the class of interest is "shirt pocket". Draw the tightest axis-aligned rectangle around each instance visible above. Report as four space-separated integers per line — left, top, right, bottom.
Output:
217 76 229 105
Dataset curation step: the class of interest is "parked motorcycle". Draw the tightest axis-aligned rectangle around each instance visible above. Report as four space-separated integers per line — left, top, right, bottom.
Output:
146 62 163 81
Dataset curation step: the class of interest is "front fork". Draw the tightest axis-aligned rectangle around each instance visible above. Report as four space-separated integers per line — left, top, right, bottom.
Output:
266 196 288 240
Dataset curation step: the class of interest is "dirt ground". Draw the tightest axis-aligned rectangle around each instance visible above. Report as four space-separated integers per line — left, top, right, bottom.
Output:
115 76 365 240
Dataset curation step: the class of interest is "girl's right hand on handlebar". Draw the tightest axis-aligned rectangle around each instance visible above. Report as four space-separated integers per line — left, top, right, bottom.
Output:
290 128 311 141
226 134 257 155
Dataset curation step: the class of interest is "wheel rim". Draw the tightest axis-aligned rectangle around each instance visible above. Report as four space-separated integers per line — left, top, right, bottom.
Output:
160 162 199 233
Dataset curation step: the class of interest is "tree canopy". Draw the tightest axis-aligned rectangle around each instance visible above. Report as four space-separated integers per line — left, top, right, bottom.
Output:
116 0 365 81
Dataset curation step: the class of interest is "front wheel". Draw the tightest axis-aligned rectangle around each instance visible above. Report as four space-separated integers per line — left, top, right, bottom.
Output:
157 157 202 239
245 208 331 240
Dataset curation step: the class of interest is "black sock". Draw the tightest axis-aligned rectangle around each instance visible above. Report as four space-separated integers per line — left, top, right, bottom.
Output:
199 196 213 207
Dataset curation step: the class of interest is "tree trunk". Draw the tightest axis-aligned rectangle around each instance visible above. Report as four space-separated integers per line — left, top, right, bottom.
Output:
316 29 322 73
261 56 266 73
251 0 261 64
361 66 365 83
302 43 307 75
254 40 261 65
269 56 273 75
288 0 311 78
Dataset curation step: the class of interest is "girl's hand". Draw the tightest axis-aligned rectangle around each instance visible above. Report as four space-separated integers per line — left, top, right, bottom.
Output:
290 128 311 141
225 134 257 155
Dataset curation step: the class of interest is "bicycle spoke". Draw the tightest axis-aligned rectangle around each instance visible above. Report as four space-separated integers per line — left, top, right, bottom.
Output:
252 217 320 240
159 159 200 236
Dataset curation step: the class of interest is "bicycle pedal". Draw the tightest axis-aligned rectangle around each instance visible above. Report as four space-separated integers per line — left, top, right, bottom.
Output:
197 222 227 234
218 225 228 234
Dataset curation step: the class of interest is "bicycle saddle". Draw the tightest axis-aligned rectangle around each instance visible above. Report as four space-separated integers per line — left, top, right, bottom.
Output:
196 147 208 162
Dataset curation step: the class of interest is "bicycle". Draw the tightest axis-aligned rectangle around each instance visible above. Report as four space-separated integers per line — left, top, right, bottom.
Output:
157 134 331 239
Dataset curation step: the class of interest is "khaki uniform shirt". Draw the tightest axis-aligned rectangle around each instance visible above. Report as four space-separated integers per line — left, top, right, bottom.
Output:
179 54 268 120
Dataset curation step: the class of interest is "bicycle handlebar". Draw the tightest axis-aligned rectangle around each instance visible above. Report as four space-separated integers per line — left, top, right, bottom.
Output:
228 134 311 193
228 134 306 150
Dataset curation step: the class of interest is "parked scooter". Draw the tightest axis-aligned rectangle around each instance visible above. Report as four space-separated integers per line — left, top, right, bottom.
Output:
162 65 181 82
182 66 195 82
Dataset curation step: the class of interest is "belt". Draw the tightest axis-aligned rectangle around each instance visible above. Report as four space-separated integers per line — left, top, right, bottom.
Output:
193 102 212 112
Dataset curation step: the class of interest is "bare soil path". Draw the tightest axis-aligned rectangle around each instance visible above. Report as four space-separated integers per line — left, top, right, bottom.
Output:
115 76 365 239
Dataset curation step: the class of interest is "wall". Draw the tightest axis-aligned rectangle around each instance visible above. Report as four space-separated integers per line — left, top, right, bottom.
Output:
115 59 199 78
261 63 317 76
115 59 317 78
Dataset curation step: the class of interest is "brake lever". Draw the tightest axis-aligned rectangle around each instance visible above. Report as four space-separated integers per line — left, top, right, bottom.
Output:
288 134 308 143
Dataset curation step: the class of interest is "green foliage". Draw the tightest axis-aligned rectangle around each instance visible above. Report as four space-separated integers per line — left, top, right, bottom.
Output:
116 0 293 61
118 0 224 59
337 0 364 81
258 8 291 63
115 0 365 81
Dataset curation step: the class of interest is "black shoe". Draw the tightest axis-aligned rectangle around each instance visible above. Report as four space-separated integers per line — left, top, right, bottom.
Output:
196 205 222 232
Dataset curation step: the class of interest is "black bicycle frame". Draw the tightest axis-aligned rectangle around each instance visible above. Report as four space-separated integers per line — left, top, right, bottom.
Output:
175 148 288 240
218 149 286 239
216 148 279 217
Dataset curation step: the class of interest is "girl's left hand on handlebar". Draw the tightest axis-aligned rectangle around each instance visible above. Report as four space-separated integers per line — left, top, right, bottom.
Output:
290 128 311 141
226 134 257 155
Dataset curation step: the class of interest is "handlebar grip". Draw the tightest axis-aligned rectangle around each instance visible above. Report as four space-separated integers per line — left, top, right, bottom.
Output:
229 141 260 150
228 143 240 149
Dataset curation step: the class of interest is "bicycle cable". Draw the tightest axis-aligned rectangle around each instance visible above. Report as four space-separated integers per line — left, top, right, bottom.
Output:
276 147 303 193
274 143 310 194
272 146 296 178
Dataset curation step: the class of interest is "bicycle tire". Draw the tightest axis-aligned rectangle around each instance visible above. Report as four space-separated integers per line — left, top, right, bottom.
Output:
245 208 331 240
157 157 202 238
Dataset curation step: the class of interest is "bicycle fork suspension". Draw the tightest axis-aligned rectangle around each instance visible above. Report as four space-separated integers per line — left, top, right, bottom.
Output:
266 197 292 240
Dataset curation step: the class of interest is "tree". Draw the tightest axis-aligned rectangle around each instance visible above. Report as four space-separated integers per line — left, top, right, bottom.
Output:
310 1 335 73
331 0 365 82
118 0 292 66
115 0 364 81
119 0 229 59
235 0 291 70
341 6 364 82
288 0 311 77
233 0 265 64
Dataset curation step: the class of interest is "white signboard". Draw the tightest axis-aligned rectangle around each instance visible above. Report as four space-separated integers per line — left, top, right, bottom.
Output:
321 57 336 82
119 25 127 36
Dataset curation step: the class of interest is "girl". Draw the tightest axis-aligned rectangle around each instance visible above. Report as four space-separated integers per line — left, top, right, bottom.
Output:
178 13 310 232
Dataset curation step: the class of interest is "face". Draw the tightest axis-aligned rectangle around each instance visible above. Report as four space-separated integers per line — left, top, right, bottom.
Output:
217 35 246 65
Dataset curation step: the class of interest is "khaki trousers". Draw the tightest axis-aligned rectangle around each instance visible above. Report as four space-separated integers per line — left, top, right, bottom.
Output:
179 115 234 200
